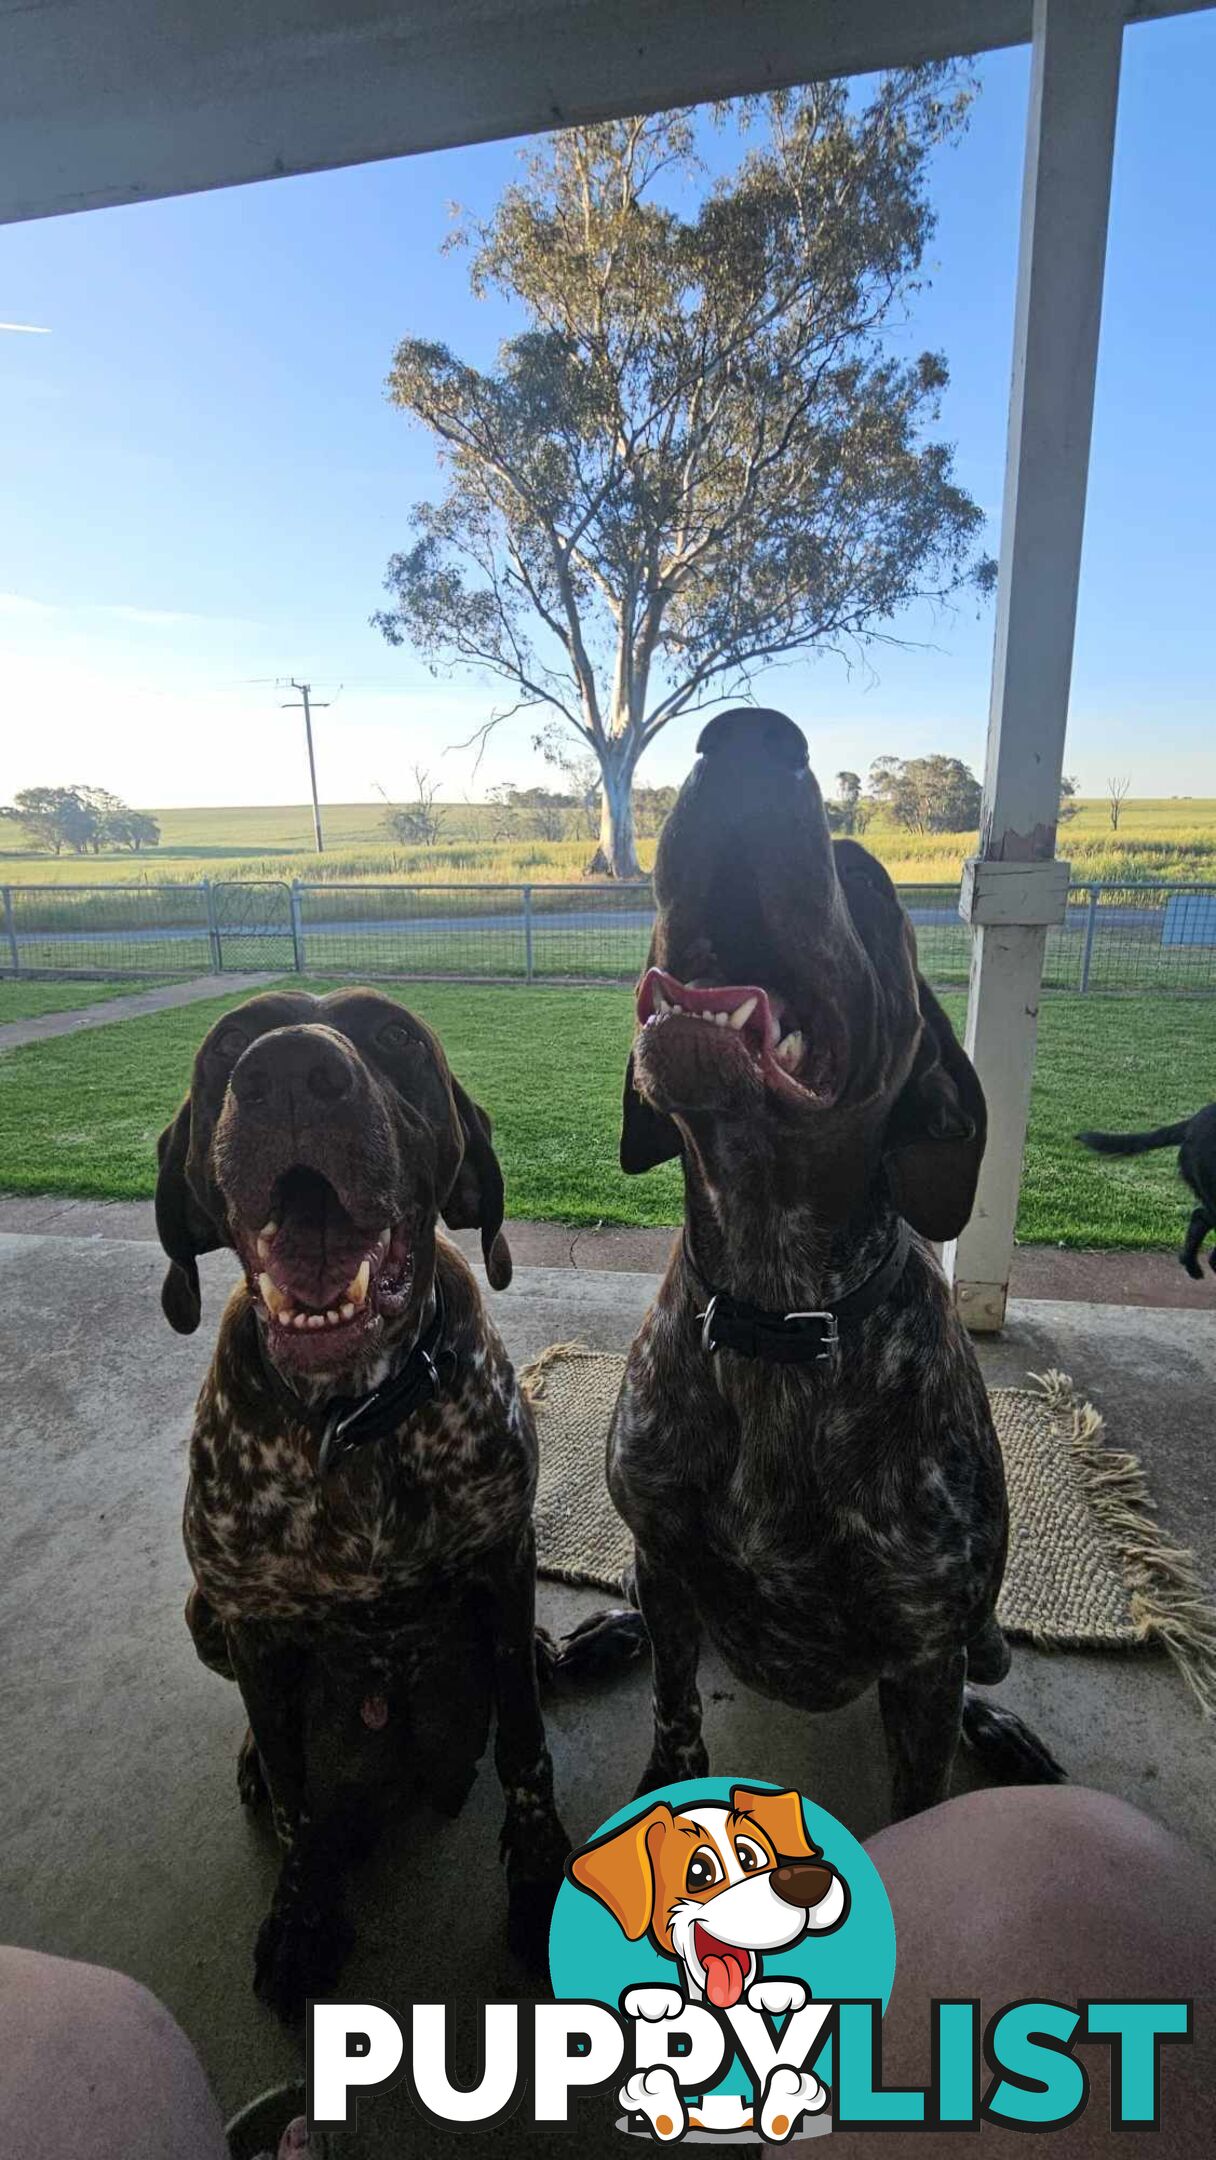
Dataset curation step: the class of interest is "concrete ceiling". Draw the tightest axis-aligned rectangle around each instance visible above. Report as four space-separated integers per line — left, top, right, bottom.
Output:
0 0 1208 227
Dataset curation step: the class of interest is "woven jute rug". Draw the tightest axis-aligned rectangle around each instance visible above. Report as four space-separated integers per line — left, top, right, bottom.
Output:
524 1349 1216 1718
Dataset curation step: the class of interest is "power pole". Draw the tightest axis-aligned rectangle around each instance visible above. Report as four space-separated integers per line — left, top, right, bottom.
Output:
280 680 330 852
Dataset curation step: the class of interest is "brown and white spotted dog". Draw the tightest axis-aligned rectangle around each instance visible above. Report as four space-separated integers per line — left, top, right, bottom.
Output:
155 988 567 2019
607 709 1064 1819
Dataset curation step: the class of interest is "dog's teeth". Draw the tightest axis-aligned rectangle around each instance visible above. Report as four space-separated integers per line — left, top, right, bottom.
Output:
340 1301 355 1322
258 1219 278 1241
307 1313 325 1330
713 1010 729 1027
729 997 758 1031
652 987 669 1014
325 1309 340 1326
276 1304 296 1326
774 1030 804 1069
258 1272 287 1316
346 1260 370 1308
375 1227 391 1256
293 1313 308 1331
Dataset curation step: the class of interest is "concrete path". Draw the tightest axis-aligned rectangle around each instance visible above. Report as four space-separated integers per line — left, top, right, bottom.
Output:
0 972 267 1052
1 1226 1213 2156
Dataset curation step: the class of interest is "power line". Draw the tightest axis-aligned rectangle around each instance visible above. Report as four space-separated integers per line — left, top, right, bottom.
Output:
279 680 330 852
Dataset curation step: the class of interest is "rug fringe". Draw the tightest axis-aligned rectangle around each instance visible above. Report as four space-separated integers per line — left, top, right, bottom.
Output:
1028 1369 1216 1718
520 1339 596 1404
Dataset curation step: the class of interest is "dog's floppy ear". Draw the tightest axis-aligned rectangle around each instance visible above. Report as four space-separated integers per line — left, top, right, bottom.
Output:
731 1787 820 1864
441 1078 512 1290
620 1051 682 1174
154 1097 222 1334
566 1801 673 1940
883 982 986 1241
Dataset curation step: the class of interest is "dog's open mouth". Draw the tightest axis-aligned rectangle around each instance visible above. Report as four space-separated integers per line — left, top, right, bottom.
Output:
638 968 839 1106
240 1166 413 1361
692 1921 756 2009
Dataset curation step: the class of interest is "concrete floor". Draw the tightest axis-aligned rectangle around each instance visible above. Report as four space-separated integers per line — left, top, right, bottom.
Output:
1 1229 1213 2157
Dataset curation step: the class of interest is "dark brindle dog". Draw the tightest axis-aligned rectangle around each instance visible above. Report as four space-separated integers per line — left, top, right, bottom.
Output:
156 988 567 2018
608 709 1063 1815
1079 1104 1216 1279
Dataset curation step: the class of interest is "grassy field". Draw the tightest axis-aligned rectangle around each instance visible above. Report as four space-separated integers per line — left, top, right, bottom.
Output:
4 797 1216 892
0 979 1206 1248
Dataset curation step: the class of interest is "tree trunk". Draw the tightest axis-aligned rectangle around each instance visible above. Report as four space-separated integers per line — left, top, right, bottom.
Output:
588 744 641 878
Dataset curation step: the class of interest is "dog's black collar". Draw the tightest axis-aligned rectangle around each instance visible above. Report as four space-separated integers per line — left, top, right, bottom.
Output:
315 1281 456 1474
684 1222 911 1364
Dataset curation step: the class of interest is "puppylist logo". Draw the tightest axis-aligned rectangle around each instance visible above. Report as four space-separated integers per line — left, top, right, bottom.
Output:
307 1778 1192 2141
554 1780 871 2141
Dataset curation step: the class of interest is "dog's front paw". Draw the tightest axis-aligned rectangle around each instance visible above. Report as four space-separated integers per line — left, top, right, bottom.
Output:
760 2064 829 2141
622 1984 686 2022
253 1895 353 2024
619 2067 686 2143
551 1607 649 1683
1180 1249 1204 1280
746 1976 808 2016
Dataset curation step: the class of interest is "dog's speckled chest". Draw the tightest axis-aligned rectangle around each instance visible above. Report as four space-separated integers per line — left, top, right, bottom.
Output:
610 1290 1007 1708
185 1349 536 1627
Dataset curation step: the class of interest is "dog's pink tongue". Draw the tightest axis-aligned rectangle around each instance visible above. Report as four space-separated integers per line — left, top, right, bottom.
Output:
703 1950 747 2009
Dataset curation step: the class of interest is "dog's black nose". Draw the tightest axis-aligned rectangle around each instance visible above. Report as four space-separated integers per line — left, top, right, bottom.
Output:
230 1025 355 1112
696 707 809 769
771 1862 836 1910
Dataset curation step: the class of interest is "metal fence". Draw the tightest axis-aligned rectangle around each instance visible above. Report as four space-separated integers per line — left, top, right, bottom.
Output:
3 876 1216 994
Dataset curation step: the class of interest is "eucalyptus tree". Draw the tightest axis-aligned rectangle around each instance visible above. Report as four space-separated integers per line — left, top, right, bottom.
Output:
374 73 993 875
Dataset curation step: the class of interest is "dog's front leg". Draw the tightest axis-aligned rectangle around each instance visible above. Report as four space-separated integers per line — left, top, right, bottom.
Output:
479 1526 569 1972
878 1648 965 1819
1180 1204 1212 1278
226 1624 353 2021
633 1544 709 1795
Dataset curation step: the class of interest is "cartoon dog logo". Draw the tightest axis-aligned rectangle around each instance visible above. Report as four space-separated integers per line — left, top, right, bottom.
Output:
568 1785 849 2140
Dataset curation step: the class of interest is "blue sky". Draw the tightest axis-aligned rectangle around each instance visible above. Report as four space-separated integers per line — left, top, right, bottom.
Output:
1 12 1213 812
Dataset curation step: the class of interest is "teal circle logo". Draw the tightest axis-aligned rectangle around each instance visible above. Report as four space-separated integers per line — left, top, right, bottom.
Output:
549 1777 895 2142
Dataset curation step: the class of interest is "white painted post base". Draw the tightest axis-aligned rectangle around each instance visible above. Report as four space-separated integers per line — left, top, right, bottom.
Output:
947 857 1069 1330
944 920 1049 1333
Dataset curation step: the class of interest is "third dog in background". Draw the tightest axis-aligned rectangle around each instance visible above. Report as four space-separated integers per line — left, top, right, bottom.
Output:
1078 1103 1216 1278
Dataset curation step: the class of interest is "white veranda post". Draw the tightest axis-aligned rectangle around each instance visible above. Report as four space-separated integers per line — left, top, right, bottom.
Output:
946 0 1125 1331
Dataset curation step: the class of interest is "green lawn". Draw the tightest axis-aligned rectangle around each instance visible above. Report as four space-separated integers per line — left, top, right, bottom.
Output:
0 981 1208 1246
0 977 171 1023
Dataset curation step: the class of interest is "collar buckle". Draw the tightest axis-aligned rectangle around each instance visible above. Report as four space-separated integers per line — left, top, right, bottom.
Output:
686 1222 909 1370
783 1309 839 1360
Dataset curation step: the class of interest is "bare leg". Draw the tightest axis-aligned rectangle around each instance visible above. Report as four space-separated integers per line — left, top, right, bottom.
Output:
633 1544 709 1794
0 1948 229 2160
768 1788 1216 2155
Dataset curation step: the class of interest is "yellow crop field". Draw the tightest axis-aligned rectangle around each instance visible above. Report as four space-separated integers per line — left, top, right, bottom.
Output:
3 797 1215 890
